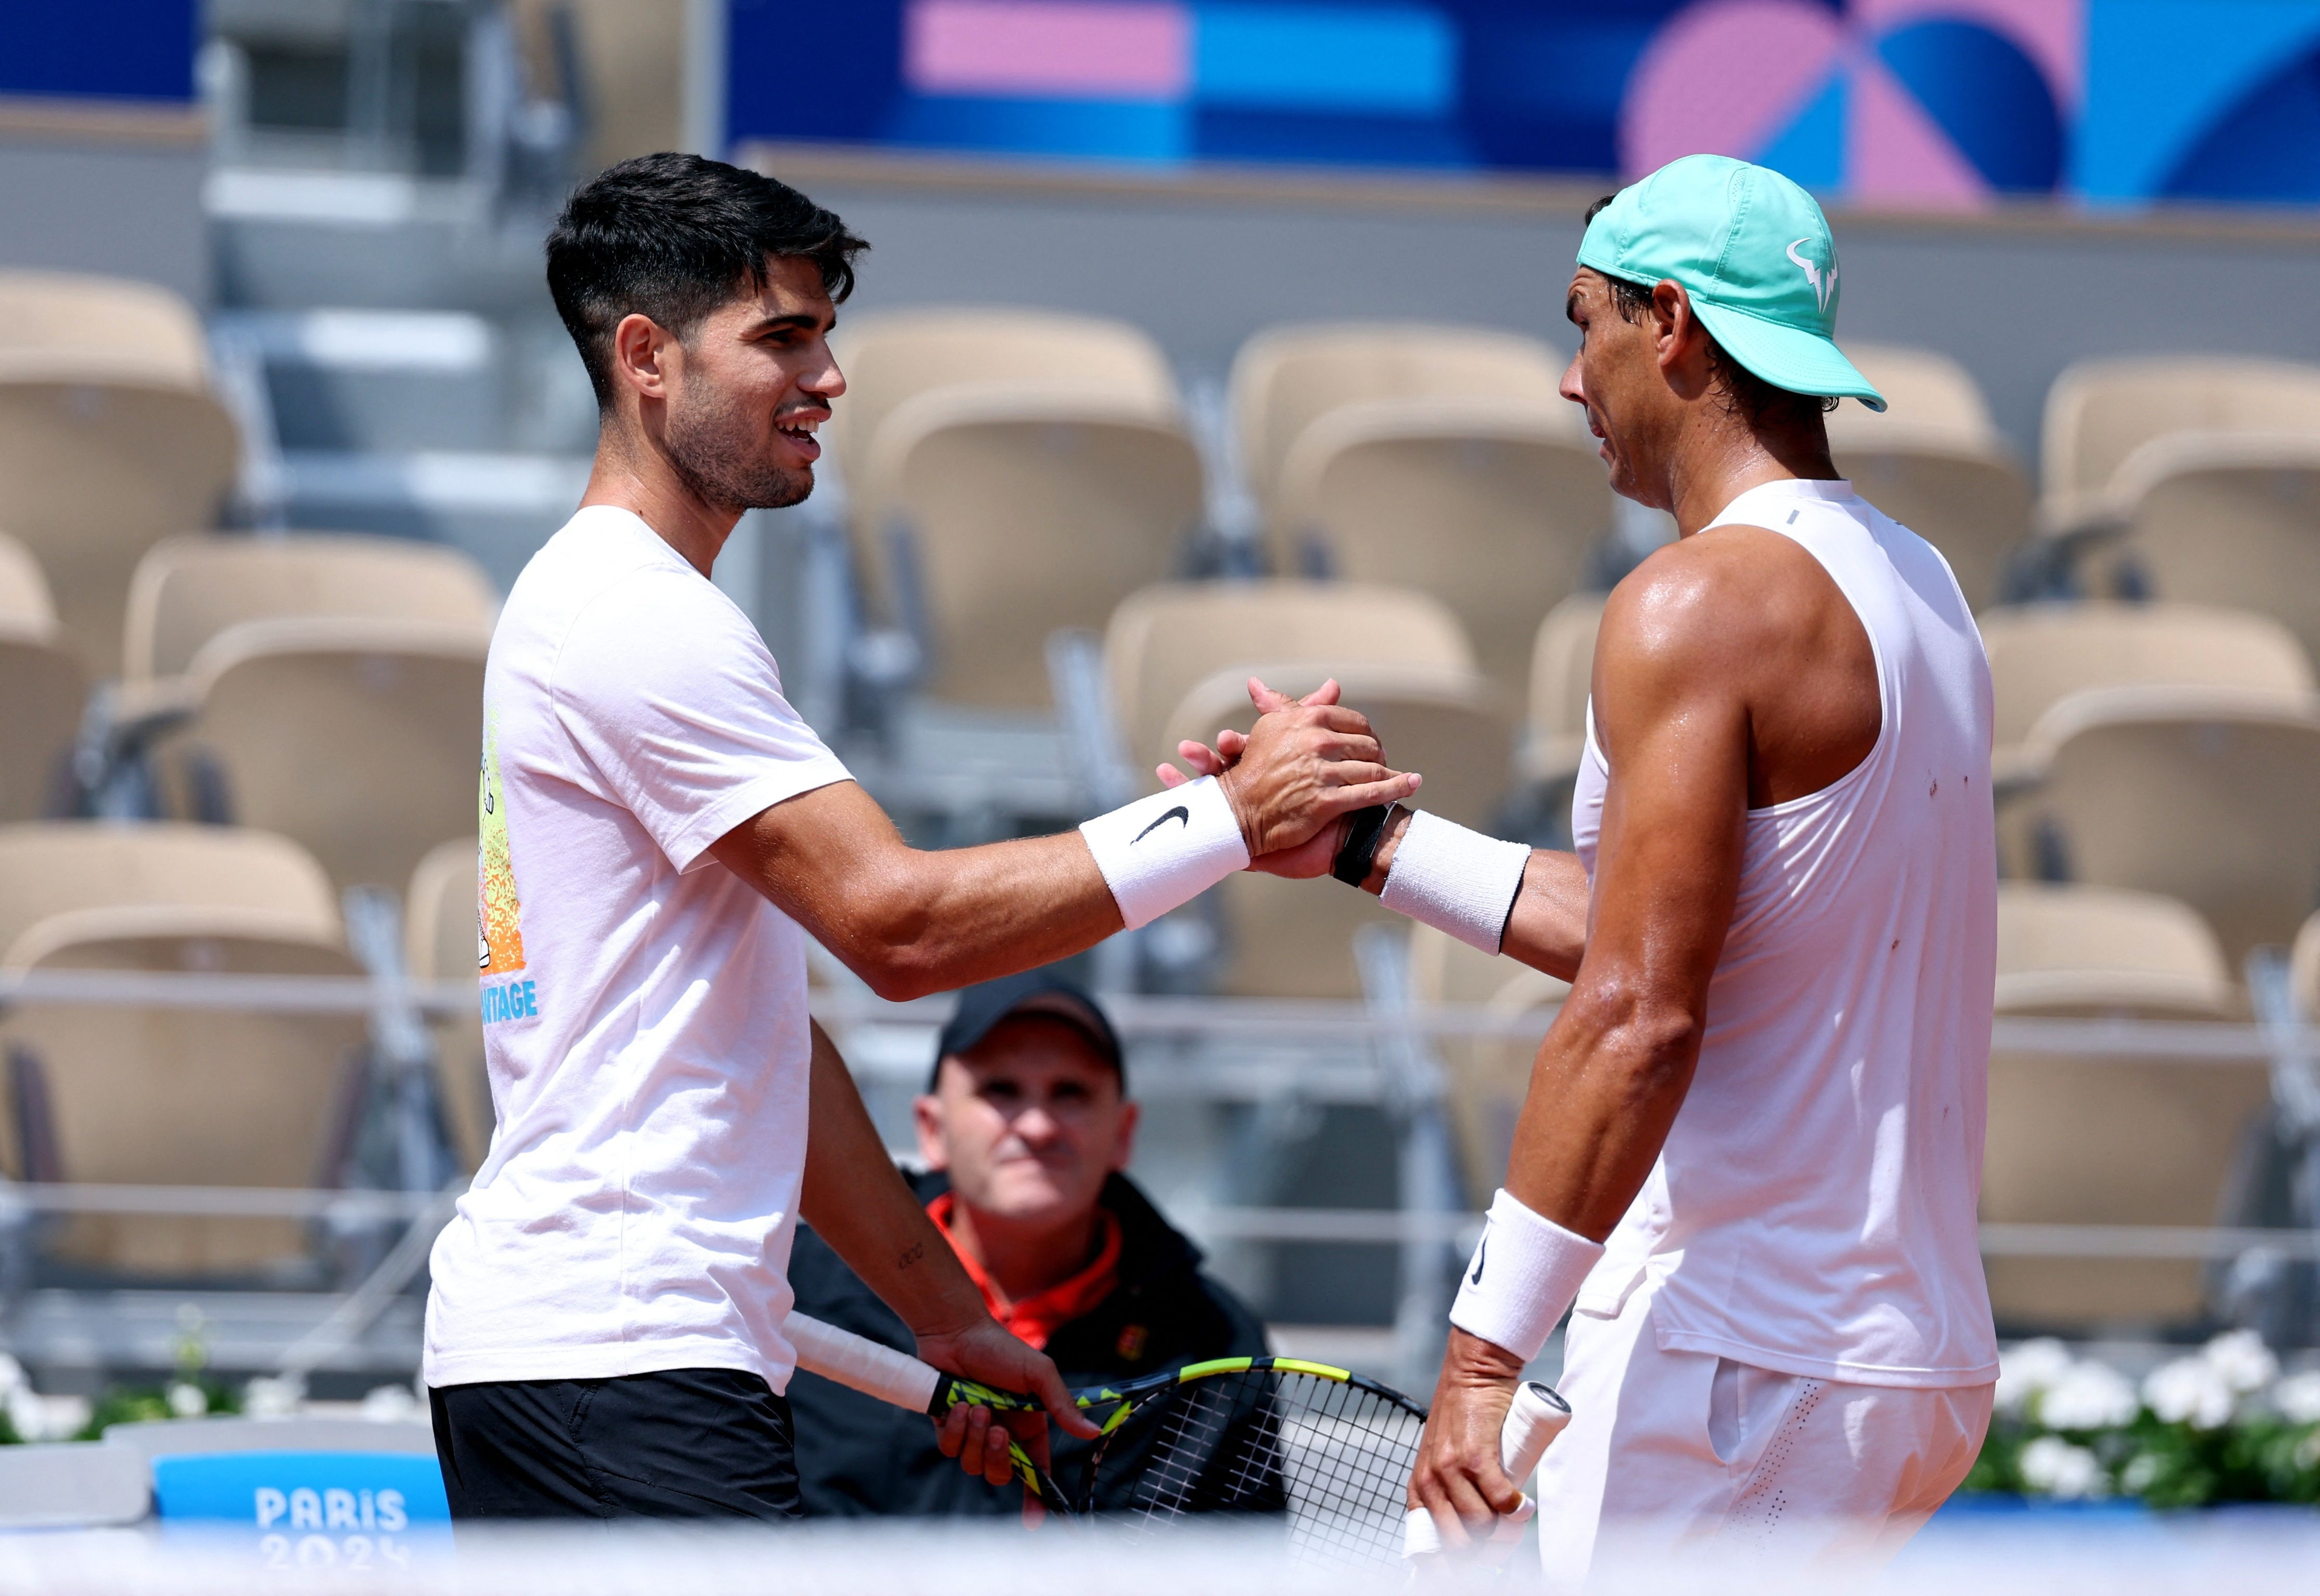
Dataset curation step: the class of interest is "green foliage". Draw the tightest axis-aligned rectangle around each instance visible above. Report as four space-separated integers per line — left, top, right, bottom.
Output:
0 1405 20 1446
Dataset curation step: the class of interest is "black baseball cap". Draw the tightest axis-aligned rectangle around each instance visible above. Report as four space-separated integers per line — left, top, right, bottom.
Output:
928 969 1124 1092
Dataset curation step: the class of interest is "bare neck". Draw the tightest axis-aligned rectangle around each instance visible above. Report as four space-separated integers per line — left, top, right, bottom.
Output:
578 414 740 578
942 1199 1104 1307
1663 410 1841 539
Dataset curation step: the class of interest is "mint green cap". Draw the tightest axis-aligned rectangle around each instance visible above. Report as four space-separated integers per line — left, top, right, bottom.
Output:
1578 154 1884 412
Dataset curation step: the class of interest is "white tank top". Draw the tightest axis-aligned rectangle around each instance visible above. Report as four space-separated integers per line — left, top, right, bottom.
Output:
1571 478 1999 1388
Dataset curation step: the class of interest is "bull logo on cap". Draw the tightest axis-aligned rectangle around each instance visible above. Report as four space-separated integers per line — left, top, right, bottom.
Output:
1785 237 1837 314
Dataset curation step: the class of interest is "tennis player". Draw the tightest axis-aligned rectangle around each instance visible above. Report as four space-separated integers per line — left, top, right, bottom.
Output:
424 153 1415 1521
1173 156 1999 1577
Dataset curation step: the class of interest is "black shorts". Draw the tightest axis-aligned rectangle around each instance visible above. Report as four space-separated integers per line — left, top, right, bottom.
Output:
429 1366 802 1521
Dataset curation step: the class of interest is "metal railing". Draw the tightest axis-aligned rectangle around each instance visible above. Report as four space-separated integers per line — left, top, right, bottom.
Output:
4 965 2318 1379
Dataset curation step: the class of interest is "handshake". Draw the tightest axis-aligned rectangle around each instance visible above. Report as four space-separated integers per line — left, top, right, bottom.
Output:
1158 676 1420 884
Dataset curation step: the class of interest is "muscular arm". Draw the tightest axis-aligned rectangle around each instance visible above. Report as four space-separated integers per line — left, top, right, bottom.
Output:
710 692 1415 1001
1408 541 1755 1542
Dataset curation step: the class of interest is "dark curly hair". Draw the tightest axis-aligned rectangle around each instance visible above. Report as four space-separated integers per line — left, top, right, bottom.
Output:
547 152 869 408
1582 191 1835 428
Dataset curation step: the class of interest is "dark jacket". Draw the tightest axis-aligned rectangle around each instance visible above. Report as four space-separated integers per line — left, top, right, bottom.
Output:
786 1168 1269 1517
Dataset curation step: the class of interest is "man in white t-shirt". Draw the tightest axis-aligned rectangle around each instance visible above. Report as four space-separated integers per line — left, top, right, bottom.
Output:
1170 158 1998 1579
425 153 1417 1520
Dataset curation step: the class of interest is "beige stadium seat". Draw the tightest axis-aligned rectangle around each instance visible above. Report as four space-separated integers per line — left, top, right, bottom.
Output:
0 532 85 822
1408 924 1565 1206
2013 685 2320 970
1980 603 2314 785
1828 345 2031 608
407 837 492 1174
123 533 498 687
1982 883 2266 1330
1233 323 1604 695
1525 594 1605 787
0 823 364 1274
1111 582 1510 997
1106 581 1477 774
153 617 488 896
120 534 493 894
2040 357 2320 664
829 309 1202 709
0 272 240 675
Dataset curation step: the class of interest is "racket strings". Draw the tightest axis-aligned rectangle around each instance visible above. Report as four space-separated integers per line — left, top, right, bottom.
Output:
1112 1368 1423 1566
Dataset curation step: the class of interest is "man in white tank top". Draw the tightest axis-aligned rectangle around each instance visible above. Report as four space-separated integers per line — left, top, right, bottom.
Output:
1171 156 1999 1580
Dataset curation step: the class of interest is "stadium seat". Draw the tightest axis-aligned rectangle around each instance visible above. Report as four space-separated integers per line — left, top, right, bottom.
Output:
407 837 492 1174
1827 344 2031 608
1407 924 1564 1206
1980 602 2315 785
0 823 366 1275
1106 581 1477 774
1982 883 2266 1331
0 531 85 822
2039 356 2320 662
1524 593 1605 788
118 537 494 895
2011 684 2320 970
1106 582 1509 997
830 309 1202 709
0 271 240 677
121 532 498 686
1231 323 1605 695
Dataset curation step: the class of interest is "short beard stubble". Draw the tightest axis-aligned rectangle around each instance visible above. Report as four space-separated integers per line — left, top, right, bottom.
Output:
661 367 816 512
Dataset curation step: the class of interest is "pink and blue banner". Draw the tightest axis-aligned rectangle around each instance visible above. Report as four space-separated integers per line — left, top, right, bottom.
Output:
726 0 2320 209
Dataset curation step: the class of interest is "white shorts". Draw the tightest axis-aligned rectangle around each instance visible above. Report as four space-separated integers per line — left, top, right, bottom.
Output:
1533 1273 1993 1592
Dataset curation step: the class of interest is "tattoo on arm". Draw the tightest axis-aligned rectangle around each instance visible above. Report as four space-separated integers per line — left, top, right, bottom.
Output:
897 1239 926 1272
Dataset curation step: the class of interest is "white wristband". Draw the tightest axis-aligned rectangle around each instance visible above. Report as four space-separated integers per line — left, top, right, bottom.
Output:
1450 1188 1605 1363
1379 810 1530 953
1080 777 1250 930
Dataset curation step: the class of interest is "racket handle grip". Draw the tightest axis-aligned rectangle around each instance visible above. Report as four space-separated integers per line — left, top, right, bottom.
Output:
1500 1380 1572 1481
786 1311 941 1412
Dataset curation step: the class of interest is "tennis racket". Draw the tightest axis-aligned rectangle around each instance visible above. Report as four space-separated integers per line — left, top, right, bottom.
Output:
787 1311 1567 1565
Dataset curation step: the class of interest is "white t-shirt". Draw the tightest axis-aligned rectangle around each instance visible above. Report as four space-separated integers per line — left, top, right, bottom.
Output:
424 504 851 1391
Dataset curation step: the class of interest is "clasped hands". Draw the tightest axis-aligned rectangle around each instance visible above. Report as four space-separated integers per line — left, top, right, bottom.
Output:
1159 678 1420 871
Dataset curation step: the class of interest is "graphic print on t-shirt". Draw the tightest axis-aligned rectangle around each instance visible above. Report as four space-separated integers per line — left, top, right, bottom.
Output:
477 721 536 1025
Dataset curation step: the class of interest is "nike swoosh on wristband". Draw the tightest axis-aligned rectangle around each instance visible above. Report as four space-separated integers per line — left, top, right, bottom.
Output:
1470 1234 1487 1285
1132 806 1191 843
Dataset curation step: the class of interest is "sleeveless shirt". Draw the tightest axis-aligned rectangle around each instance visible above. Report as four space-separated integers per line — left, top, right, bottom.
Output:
1570 478 1999 1387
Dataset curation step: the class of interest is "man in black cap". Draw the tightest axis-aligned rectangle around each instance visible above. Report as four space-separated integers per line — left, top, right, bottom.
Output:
785 970 1269 1516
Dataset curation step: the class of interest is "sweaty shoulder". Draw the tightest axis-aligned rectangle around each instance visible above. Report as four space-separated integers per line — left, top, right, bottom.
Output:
1596 524 1878 804
1597 524 1829 686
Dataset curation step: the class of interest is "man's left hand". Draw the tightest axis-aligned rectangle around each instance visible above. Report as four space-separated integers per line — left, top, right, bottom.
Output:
917 1314 1097 1526
1409 1327 1529 1551
1158 678 1376 876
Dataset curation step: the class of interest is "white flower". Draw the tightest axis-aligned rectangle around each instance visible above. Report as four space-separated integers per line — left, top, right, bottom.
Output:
2202 1329 2280 1394
2270 1371 2320 1426
0 1353 25 1399
361 1383 420 1422
2037 1360 2139 1431
2020 1436 2107 1499
1996 1338 2077 1417
165 1381 207 1419
242 1376 303 1420
2145 1356 2237 1429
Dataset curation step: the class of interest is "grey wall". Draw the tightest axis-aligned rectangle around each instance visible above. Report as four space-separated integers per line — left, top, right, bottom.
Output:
0 137 209 304
788 173 2320 480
